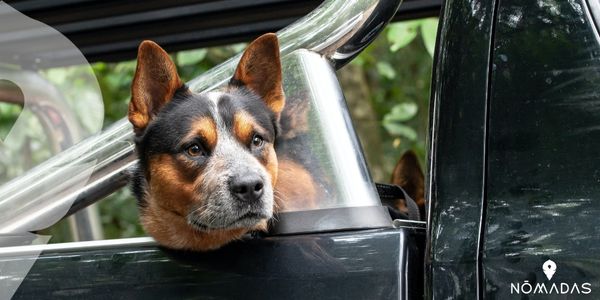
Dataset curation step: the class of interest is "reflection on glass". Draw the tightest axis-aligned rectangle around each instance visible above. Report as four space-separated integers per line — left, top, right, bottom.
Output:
275 50 379 211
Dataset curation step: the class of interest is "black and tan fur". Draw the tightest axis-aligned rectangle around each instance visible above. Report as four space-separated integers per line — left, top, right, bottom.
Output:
386 150 426 220
128 34 321 251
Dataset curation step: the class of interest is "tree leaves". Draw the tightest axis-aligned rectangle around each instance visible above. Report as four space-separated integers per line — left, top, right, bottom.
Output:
383 102 419 140
383 122 417 141
378 18 440 145
420 18 439 57
387 21 420 52
387 18 439 58
176 49 208 66
376 61 396 79
385 102 418 122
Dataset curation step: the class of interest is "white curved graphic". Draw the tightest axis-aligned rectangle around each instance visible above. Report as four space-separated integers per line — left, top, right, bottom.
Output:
0 2 104 299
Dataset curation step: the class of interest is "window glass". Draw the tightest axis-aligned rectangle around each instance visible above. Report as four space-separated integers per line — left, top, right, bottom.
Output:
24 17 437 242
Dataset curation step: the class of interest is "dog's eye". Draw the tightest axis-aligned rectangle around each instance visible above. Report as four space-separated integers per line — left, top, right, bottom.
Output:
252 134 264 147
186 144 205 157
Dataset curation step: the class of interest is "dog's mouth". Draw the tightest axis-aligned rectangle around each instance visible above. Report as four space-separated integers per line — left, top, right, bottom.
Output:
188 211 270 231
238 211 269 220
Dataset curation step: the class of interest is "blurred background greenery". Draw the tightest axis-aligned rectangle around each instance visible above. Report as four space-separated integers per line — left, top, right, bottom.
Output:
0 18 437 242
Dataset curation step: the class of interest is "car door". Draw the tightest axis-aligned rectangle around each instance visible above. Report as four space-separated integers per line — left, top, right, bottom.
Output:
428 0 600 298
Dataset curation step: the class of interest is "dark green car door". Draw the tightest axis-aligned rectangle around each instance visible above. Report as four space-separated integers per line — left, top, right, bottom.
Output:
429 0 600 298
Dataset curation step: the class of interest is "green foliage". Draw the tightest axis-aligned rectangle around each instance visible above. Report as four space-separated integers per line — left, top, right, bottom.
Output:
376 61 397 79
0 106 51 182
385 102 418 122
343 18 437 179
99 188 144 239
0 102 21 140
92 60 136 126
177 49 208 66
42 66 104 134
383 102 419 141
387 18 438 57
387 21 420 52
420 18 439 57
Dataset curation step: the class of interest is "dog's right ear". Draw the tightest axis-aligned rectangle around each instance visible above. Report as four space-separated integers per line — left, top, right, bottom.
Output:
230 33 284 118
129 40 184 134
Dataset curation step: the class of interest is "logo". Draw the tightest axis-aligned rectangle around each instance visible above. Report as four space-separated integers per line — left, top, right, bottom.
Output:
510 260 592 295
543 259 556 280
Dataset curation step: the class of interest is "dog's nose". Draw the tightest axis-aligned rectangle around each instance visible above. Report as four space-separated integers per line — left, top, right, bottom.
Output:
230 173 264 202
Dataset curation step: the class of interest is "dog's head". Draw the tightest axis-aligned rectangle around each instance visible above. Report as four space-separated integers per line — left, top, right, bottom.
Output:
128 34 284 250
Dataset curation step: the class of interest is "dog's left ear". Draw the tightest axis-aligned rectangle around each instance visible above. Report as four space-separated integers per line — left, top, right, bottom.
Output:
230 33 284 117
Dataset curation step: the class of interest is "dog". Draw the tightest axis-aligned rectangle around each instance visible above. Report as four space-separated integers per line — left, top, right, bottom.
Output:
128 33 324 251
128 33 426 251
385 150 426 220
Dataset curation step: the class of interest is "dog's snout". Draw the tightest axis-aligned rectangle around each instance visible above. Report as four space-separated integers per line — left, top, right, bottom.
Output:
230 173 264 202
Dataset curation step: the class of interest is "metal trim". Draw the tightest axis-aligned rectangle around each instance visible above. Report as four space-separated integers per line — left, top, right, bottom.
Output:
4 0 441 65
0 237 156 256
270 206 393 235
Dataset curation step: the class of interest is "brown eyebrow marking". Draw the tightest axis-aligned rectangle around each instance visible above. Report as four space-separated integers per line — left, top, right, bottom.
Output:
233 110 259 144
187 117 218 149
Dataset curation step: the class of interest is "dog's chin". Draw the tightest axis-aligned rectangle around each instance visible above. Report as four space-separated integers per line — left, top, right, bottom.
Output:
187 210 272 232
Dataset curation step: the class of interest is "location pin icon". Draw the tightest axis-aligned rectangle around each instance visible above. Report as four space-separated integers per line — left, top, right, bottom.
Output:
543 260 557 280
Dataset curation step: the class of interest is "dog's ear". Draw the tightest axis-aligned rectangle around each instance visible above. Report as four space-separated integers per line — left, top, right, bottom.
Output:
129 40 184 134
391 150 426 212
230 33 284 116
